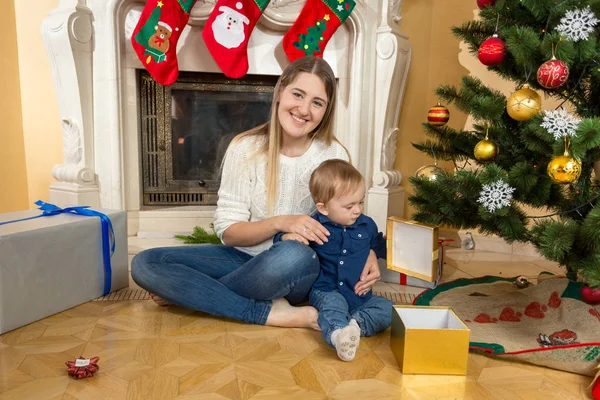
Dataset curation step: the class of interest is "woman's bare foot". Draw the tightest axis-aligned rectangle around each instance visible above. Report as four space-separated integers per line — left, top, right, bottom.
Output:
149 293 172 306
265 298 320 330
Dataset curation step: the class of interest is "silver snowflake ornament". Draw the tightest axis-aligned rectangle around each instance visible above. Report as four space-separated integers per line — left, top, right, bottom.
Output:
556 6 599 42
540 109 581 140
478 180 515 213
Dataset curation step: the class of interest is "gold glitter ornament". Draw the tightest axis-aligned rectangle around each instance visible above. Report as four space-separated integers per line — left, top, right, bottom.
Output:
506 87 542 121
474 130 499 162
474 139 499 162
473 129 500 162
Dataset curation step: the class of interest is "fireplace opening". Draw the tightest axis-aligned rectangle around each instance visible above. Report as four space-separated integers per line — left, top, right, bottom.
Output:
139 71 278 207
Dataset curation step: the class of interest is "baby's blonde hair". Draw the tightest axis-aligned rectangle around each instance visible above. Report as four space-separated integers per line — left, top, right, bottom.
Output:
309 159 364 204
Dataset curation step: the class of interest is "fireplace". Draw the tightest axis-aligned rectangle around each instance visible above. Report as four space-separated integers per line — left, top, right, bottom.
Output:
139 71 277 207
42 0 411 237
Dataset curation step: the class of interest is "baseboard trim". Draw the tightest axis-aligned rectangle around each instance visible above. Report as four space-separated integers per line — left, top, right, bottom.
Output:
439 228 541 257
94 288 415 305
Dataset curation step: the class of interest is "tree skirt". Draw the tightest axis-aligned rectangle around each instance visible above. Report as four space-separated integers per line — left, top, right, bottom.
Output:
414 275 600 376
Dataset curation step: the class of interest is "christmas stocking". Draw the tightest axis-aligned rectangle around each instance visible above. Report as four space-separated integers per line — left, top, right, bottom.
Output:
202 0 271 79
131 0 197 86
282 0 355 62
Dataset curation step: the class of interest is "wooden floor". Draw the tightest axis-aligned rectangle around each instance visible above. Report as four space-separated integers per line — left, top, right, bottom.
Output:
0 247 596 399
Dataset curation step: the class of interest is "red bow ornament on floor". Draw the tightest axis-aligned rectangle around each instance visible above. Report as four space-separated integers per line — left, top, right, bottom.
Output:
66 357 100 379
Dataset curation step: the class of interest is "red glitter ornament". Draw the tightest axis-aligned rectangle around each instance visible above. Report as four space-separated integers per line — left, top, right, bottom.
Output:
478 35 506 66
580 284 600 305
66 356 100 379
427 103 450 126
537 57 569 89
477 0 495 9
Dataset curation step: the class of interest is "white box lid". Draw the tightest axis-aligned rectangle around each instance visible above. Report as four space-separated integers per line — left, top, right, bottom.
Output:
386 217 439 282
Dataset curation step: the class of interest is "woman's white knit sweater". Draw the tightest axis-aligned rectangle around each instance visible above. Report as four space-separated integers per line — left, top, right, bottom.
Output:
213 134 349 256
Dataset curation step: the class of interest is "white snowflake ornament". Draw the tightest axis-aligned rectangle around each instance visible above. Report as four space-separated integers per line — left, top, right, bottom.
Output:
478 180 515 213
556 6 599 42
541 109 581 140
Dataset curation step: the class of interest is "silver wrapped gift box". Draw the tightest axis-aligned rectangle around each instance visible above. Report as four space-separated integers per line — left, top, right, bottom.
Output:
0 207 128 334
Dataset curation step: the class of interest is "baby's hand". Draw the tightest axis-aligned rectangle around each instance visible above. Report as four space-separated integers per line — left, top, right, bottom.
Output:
281 233 309 245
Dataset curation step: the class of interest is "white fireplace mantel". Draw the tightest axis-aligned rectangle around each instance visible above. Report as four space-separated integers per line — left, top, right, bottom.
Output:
42 0 411 236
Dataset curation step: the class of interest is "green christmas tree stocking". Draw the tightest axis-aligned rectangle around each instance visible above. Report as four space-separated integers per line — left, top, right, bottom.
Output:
131 0 197 86
282 0 355 62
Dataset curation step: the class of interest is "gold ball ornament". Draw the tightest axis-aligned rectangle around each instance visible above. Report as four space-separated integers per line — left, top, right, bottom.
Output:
547 154 581 184
474 139 499 162
506 87 542 121
415 164 444 181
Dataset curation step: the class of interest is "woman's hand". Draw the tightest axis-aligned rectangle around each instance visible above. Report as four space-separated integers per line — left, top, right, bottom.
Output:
281 233 309 245
275 215 329 245
354 250 381 296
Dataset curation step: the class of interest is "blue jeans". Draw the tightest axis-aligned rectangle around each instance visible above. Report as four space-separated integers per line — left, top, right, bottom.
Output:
309 289 393 347
131 240 320 325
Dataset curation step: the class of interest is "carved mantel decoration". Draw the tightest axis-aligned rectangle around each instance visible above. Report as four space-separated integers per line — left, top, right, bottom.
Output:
42 0 411 235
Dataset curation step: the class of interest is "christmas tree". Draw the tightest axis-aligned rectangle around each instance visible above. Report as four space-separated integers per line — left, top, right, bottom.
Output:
410 0 600 287
294 17 328 56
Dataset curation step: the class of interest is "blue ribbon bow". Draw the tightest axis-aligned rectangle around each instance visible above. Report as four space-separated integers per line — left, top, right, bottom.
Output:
0 200 115 296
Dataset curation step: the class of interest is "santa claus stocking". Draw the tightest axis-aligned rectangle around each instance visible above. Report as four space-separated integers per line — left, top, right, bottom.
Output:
202 0 271 79
131 0 197 86
282 0 355 62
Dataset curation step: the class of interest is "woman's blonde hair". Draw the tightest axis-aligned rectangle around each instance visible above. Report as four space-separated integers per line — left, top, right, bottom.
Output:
309 159 364 205
233 56 347 214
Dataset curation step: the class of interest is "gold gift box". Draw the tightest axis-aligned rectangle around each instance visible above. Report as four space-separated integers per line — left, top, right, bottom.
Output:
386 217 439 282
391 305 470 375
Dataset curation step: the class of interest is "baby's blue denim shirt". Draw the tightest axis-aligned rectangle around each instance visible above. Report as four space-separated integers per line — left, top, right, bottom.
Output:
274 212 385 309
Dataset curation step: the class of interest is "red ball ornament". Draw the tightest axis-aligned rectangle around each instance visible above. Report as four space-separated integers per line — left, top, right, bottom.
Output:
427 103 450 126
536 57 569 89
478 35 506 66
580 284 600 305
477 0 495 9
592 374 600 400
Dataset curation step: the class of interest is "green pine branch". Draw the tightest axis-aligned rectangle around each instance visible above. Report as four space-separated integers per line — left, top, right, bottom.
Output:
174 225 221 245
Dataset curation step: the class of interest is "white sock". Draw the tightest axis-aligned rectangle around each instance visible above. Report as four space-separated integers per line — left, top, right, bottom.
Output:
330 322 360 362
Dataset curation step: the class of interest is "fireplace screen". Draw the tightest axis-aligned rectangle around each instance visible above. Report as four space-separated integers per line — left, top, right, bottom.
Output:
139 71 277 206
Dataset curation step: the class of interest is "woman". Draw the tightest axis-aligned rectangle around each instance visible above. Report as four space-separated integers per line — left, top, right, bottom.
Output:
131 56 381 329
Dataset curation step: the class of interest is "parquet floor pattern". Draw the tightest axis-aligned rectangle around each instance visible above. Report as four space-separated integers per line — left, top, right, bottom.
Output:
0 298 594 400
